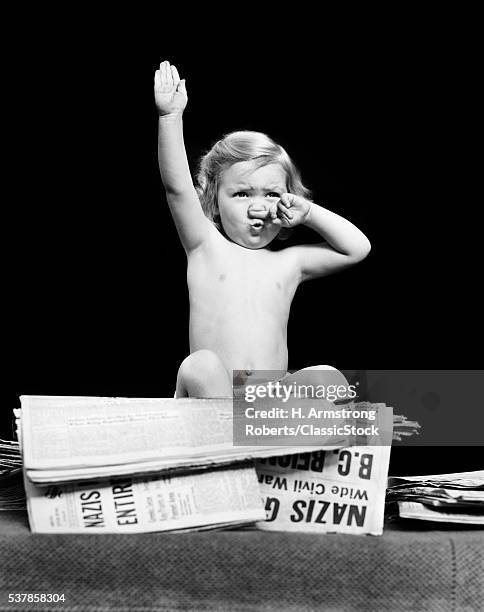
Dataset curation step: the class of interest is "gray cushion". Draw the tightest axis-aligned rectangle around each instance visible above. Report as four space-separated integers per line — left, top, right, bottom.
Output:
1 510 483 611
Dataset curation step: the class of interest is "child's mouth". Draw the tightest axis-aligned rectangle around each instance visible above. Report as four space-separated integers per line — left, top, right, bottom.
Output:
249 220 265 233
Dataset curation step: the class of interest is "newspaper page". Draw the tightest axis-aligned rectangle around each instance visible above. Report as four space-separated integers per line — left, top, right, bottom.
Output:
0 470 25 511
24 465 265 533
387 470 484 524
397 501 484 525
19 396 343 485
388 470 484 489
0 437 22 475
386 486 484 506
255 445 392 535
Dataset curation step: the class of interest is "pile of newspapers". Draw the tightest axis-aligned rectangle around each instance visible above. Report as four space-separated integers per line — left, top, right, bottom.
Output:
387 470 484 525
0 395 413 535
0 438 23 511
0 438 21 476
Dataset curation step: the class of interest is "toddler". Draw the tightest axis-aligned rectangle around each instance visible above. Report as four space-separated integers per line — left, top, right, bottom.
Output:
155 61 371 398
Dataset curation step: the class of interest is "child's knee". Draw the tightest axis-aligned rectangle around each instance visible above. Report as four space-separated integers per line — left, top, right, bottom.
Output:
177 350 232 398
178 350 226 383
309 365 349 386
287 365 349 387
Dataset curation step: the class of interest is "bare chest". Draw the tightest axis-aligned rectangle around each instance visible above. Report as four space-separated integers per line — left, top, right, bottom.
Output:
187 242 298 311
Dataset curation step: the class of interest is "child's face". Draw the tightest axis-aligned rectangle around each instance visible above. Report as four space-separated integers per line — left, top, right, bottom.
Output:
217 161 287 249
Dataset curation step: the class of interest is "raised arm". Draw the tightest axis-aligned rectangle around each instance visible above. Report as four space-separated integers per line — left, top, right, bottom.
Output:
155 61 213 252
271 194 371 282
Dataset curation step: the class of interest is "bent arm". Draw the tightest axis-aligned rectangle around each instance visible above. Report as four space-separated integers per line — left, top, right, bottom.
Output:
292 203 371 282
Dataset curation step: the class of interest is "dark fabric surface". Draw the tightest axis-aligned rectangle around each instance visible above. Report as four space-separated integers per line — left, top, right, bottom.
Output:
1 511 483 612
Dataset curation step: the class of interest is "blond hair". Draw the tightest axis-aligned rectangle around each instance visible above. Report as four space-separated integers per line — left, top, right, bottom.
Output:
196 131 311 234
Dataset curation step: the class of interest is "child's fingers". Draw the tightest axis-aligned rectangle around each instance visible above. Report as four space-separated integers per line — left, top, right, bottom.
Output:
281 193 294 207
278 201 293 218
171 65 181 87
277 205 293 226
165 62 174 88
155 69 165 90
160 61 167 83
269 204 278 220
161 61 173 88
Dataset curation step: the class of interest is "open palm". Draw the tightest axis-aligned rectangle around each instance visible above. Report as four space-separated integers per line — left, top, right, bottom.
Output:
154 60 187 116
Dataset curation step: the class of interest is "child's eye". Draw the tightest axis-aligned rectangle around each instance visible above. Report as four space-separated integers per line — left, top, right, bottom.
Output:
233 192 249 198
266 192 280 198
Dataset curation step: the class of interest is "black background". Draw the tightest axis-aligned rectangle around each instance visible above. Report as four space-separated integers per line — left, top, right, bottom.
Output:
3 14 481 473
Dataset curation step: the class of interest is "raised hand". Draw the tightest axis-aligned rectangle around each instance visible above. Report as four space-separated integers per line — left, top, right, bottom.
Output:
154 60 188 117
269 193 312 227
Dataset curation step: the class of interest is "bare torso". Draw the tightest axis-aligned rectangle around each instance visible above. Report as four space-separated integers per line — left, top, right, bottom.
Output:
187 229 300 381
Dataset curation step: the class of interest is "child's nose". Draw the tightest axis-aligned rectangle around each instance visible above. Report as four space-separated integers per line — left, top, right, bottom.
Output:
248 201 269 218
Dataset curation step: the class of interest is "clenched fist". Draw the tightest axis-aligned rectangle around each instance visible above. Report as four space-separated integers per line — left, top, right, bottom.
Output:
269 193 312 227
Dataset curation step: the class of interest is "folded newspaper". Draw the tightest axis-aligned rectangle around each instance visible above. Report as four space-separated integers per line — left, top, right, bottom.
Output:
255 446 392 535
24 465 266 533
387 470 484 525
16 395 356 486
